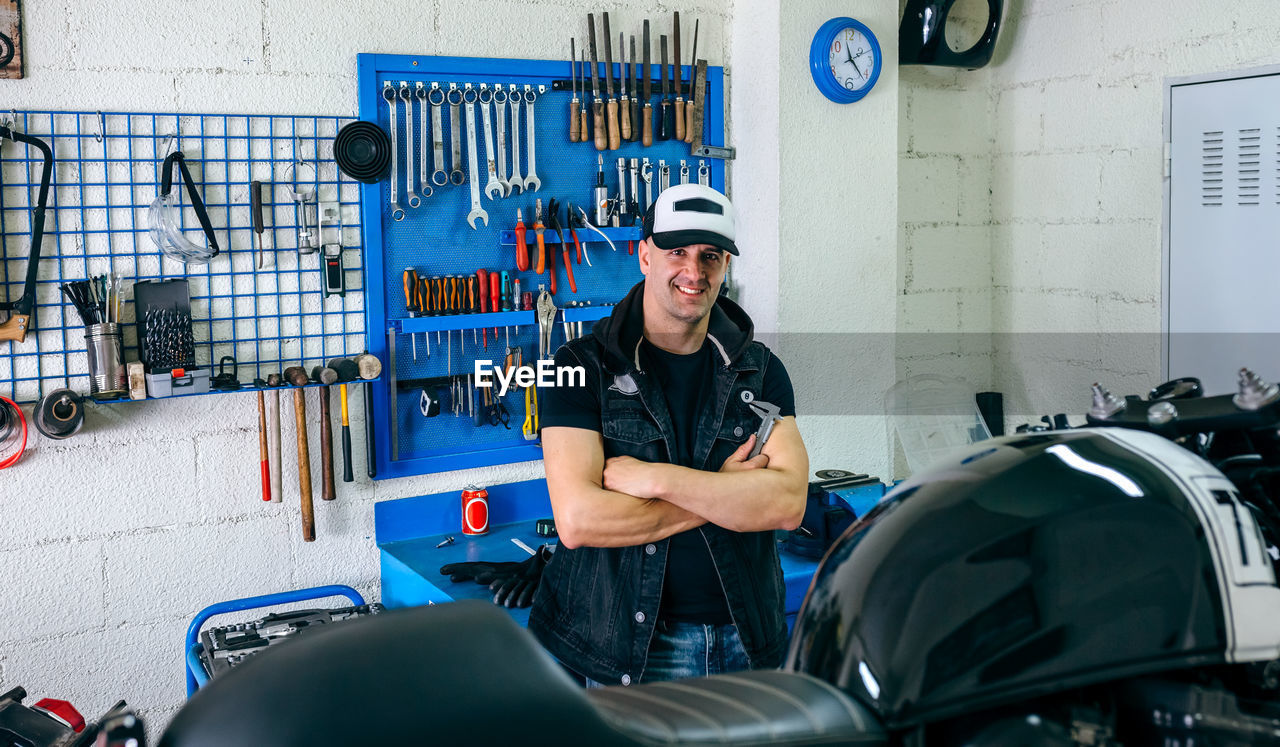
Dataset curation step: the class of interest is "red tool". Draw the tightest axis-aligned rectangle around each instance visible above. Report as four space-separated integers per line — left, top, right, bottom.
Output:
514 209 530 272
547 199 577 294
548 237 558 295
477 269 490 348
567 203 584 264
628 239 635 256
534 199 547 275
489 271 501 338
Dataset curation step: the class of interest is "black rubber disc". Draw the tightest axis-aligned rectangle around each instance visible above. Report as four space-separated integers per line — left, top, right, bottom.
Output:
333 121 391 184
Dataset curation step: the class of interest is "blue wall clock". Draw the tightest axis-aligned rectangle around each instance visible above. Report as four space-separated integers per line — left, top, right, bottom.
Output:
810 17 882 104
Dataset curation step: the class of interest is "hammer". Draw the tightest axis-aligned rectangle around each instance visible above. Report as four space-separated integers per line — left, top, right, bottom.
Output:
311 364 339 502
327 358 360 483
265 373 283 502
283 366 315 541
353 352 383 478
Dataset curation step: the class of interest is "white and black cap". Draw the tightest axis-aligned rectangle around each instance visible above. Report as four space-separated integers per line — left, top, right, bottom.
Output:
642 184 738 256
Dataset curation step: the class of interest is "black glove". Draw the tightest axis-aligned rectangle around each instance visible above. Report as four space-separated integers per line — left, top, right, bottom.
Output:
490 545 553 608
438 559 523 585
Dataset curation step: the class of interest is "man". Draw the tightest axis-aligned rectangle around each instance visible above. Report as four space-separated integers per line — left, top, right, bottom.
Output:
530 183 809 688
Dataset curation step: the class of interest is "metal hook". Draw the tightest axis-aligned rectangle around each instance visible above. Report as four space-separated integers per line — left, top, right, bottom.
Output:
159 131 177 155
93 111 105 143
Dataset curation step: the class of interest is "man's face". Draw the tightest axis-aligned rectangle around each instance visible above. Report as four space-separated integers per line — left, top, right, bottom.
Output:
638 238 730 325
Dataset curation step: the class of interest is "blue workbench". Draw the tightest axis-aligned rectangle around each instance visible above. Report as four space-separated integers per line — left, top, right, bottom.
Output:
374 478 888 628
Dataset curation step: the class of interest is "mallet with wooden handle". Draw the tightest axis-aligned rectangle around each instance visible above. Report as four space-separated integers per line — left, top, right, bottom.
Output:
311 365 338 502
257 391 271 502
327 358 360 483
353 352 383 478
283 366 316 541
266 372 283 502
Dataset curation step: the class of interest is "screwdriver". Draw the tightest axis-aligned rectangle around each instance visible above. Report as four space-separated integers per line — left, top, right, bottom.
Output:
514 209 530 272
403 268 419 361
477 269 490 348
418 276 432 358
489 270 501 341
429 276 443 348
534 198 547 275
466 275 479 346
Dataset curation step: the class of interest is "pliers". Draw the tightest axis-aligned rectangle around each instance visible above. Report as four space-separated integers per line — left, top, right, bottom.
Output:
567 202 590 267
547 199 577 293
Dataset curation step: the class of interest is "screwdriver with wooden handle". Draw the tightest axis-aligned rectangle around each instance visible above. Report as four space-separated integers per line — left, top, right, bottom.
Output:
673 12 685 141
603 12 620 150
684 19 699 144
588 14 606 151
569 39 581 142
642 21 653 146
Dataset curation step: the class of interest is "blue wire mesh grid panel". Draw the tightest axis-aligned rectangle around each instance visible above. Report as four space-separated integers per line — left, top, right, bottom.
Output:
0 110 365 403
357 53 726 479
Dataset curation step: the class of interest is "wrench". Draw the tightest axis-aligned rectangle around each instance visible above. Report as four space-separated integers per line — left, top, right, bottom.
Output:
641 158 654 211
415 83 433 199
448 85 465 186
479 86 503 200
399 82 421 209
382 84 405 222
679 159 690 185
523 85 543 192
697 159 709 187
658 159 670 194
508 87 525 194
463 87 488 228
429 84 447 187
494 86 511 195
747 400 782 459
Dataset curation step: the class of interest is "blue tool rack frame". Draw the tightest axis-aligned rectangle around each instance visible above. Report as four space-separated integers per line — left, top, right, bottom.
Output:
356 53 726 479
0 109 365 404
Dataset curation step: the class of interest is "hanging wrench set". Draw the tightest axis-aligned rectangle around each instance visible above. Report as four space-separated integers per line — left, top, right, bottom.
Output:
356 35 727 479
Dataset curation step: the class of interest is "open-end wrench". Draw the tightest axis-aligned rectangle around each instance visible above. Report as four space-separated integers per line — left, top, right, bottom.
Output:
415 83 433 199
494 85 511 195
658 159 670 194
641 158 654 211
679 159 690 185
523 85 543 192
747 399 782 459
508 87 525 194
399 82 421 209
429 84 447 187
479 86 503 200
382 84 405 222
448 85 465 186
463 86 488 229
698 159 709 187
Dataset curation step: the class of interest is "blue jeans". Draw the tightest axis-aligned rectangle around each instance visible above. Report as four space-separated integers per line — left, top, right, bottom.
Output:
586 620 751 688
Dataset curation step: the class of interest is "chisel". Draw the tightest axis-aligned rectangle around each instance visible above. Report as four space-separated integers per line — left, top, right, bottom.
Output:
588 14 606 151
642 21 653 146
684 19 699 144
673 12 685 141
603 12 620 150
619 32 631 141
659 35 672 141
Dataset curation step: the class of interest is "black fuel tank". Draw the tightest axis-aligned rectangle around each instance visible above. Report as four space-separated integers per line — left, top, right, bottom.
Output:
785 431 1226 729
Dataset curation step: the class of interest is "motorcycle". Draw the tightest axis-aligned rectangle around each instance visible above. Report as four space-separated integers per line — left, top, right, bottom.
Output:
142 370 1280 744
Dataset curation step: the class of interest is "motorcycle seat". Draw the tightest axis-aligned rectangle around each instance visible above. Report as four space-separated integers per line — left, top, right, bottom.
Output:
160 600 885 746
588 669 887 745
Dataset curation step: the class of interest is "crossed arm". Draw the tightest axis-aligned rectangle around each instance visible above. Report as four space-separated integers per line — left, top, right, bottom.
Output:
542 418 809 549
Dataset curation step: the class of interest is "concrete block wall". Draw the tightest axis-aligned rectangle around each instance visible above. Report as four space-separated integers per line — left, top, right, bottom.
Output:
1 0 733 733
988 0 1280 421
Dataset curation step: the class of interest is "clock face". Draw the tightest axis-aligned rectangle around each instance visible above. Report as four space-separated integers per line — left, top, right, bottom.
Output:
827 26 877 92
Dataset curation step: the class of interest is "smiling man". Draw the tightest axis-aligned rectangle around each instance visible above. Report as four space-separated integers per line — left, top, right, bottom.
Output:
530 184 810 688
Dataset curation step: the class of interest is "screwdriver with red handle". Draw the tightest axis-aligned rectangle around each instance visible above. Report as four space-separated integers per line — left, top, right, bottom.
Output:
489 270 501 341
477 269 490 348
514 209 530 272
534 198 547 275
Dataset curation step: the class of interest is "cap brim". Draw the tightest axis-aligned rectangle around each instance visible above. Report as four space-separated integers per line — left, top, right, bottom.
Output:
651 230 739 256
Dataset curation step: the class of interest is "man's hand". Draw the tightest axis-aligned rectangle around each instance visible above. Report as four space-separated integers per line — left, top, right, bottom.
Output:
719 434 769 473
603 455 659 499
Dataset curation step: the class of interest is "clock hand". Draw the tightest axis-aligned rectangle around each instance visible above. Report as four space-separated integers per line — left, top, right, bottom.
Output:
849 55 865 80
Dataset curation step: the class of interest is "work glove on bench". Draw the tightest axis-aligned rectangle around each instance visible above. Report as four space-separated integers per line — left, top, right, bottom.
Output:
439 559 524 585
490 545 553 609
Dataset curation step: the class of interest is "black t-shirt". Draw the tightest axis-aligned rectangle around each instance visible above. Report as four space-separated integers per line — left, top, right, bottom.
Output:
541 338 797 624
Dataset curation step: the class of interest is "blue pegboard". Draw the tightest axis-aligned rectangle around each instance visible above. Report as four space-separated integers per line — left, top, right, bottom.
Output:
0 110 365 403
357 52 726 479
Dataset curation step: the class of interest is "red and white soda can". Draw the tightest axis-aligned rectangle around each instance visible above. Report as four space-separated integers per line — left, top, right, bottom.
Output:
461 485 490 535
